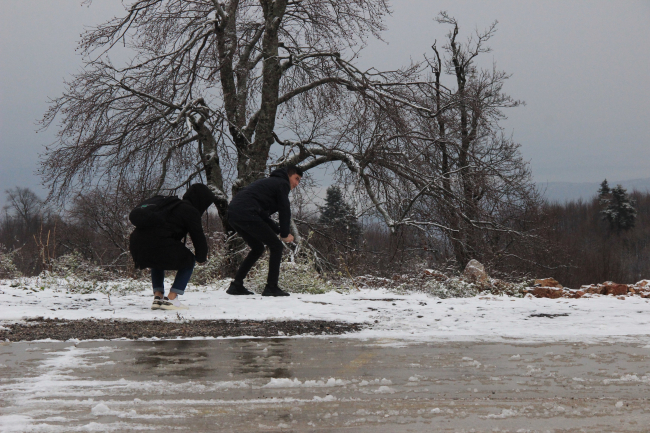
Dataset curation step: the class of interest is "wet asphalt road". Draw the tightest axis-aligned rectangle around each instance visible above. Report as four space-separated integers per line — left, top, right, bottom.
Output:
2 338 650 432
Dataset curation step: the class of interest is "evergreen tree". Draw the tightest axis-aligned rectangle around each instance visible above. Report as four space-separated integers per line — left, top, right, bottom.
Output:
598 179 611 205
319 186 361 243
600 184 636 232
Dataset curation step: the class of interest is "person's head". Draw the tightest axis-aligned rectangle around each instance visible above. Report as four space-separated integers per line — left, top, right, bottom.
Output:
286 165 303 190
182 183 216 215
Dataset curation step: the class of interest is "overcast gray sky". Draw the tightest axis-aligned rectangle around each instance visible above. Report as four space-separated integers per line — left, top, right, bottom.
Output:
1 0 649 205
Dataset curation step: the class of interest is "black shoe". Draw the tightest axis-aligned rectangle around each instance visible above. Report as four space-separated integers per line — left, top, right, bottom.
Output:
151 296 163 310
262 284 290 297
226 281 255 295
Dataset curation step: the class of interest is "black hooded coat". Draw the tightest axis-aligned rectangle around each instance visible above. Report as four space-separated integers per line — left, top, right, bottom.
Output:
129 184 215 270
227 167 292 238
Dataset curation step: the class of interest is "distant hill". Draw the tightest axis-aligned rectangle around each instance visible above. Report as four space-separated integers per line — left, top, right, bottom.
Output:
538 178 650 203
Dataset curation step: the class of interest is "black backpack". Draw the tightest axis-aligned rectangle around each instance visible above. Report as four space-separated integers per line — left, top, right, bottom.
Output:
129 195 183 230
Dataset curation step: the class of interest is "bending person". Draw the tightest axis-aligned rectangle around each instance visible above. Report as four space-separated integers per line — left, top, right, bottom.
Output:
226 165 302 297
129 184 216 310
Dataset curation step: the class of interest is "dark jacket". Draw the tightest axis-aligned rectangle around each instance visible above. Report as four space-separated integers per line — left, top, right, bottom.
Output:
129 184 215 270
227 167 292 237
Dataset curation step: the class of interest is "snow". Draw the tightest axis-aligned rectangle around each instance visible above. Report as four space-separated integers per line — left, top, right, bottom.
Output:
374 386 395 394
485 408 518 419
90 403 111 416
262 377 350 388
2 278 650 343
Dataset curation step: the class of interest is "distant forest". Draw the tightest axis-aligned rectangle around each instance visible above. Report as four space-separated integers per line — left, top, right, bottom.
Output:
2 184 649 289
540 188 650 288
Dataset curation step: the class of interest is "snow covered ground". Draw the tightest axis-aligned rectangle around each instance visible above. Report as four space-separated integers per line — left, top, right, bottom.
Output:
2 278 650 343
4 278 650 432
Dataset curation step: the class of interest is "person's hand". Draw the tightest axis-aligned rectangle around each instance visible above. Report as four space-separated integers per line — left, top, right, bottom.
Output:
281 234 294 243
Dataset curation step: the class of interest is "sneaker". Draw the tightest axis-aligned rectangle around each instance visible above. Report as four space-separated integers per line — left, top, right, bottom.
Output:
160 296 188 310
261 284 290 297
151 296 163 310
226 281 255 295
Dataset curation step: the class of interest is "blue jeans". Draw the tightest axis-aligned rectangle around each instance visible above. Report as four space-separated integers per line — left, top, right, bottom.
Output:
151 261 195 296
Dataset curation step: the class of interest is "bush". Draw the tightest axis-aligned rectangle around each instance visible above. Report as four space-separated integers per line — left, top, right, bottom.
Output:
34 251 148 295
0 246 21 279
247 254 333 294
49 251 113 281
421 277 480 298
191 254 225 285
349 268 528 298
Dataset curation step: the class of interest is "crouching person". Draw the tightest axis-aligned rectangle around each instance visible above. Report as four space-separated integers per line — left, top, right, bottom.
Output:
129 184 216 310
226 165 302 297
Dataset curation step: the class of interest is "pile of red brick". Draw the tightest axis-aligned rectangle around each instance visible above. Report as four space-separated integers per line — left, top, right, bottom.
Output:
524 278 650 299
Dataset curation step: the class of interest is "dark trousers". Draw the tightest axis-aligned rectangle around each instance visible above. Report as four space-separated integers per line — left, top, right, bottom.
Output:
229 219 284 286
151 260 195 296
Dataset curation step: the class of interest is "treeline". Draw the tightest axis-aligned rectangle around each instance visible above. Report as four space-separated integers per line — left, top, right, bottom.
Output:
308 187 650 288
2 185 650 289
0 187 129 277
0 185 444 279
538 189 650 288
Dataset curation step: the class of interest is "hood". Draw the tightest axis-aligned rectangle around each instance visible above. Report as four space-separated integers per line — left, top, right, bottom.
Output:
269 167 289 182
182 183 216 215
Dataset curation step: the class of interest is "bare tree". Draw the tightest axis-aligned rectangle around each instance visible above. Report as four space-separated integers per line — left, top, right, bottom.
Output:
1 187 58 275
40 3 542 274
65 184 148 268
40 0 389 222
278 12 542 270
4 187 47 230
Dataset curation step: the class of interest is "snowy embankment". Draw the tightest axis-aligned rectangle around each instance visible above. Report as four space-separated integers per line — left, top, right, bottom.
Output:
2 278 650 344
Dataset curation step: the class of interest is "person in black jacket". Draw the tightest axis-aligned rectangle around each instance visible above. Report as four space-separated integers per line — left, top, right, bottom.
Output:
130 184 216 310
226 165 302 296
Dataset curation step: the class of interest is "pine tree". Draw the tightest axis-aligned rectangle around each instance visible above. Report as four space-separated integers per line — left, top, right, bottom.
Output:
598 179 611 205
319 186 361 242
600 184 637 232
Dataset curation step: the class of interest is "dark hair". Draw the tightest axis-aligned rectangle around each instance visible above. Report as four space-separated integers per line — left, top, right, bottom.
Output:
286 164 303 177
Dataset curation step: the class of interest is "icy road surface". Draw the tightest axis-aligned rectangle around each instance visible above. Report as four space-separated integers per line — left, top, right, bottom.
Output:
3 338 650 432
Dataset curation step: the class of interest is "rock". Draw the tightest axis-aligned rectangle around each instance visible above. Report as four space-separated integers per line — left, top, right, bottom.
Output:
522 285 585 299
602 283 629 296
462 259 488 283
534 278 563 288
526 287 565 299
584 285 604 295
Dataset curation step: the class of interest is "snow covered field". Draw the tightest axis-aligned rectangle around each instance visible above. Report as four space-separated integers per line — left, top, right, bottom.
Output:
2 278 650 343
4 279 650 432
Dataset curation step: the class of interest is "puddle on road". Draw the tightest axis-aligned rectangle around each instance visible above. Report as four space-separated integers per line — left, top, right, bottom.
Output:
233 339 294 378
2 338 650 432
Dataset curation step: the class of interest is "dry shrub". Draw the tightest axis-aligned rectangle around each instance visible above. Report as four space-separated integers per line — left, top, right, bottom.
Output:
33 251 147 295
247 254 333 294
348 269 529 298
0 246 21 279
191 254 226 286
